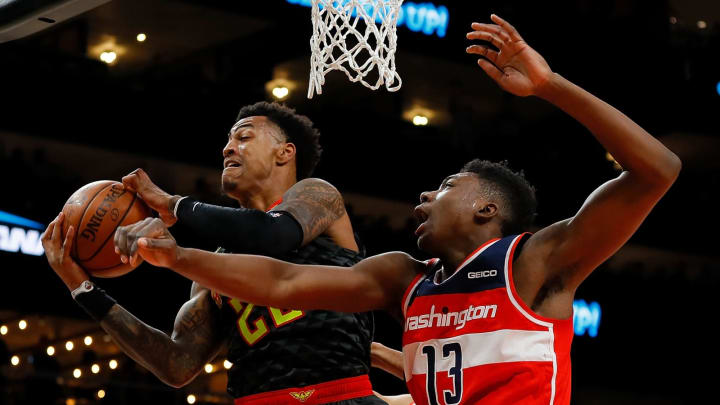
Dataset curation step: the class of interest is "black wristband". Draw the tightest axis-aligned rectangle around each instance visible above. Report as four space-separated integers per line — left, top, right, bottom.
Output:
74 284 117 321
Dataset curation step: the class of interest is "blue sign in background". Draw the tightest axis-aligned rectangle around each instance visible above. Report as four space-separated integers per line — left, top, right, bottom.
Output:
573 299 601 337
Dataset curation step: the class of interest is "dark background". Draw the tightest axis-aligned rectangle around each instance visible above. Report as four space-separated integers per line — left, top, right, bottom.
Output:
1 0 718 404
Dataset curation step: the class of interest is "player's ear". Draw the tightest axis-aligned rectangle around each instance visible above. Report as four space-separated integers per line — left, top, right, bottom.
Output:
474 202 498 221
276 142 296 166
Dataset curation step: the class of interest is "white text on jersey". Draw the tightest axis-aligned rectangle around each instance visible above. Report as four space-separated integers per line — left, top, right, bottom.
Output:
468 270 497 279
405 304 497 331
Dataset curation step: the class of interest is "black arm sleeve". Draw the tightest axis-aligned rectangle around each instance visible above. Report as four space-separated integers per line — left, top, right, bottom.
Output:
175 198 303 256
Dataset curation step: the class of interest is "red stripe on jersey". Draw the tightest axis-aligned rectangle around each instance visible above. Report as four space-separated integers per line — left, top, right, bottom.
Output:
402 234 574 405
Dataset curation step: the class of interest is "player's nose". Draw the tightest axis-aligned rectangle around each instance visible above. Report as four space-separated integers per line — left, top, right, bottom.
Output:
223 141 237 158
420 191 435 203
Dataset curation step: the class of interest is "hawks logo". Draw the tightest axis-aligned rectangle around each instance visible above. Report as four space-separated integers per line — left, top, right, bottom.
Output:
289 389 315 402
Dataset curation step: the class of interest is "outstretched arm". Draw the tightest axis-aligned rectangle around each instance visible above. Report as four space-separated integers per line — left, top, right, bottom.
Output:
129 221 419 315
42 214 226 388
467 15 681 290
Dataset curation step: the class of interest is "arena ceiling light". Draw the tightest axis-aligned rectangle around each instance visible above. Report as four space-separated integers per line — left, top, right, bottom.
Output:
266 78 297 101
412 115 429 126
403 106 435 127
100 50 117 64
136 33 147 42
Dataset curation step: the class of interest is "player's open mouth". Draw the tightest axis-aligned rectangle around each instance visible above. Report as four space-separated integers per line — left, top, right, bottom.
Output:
415 222 427 236
223 159 242 170
413 205 429 236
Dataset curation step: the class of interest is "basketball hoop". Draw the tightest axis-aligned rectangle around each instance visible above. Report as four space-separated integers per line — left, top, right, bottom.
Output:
308 0 404 98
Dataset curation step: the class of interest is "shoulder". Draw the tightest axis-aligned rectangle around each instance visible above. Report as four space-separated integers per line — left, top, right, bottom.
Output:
516 220 571 269
285 178 342 199
190 282 210 299
274 178 346 220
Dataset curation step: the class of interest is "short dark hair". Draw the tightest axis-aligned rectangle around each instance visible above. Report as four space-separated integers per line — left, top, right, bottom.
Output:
236 102 323 180
460 159 537 235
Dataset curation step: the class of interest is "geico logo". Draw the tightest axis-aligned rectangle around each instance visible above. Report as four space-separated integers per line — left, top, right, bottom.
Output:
468 270 497 279
0 225 44 256
405 304 497 332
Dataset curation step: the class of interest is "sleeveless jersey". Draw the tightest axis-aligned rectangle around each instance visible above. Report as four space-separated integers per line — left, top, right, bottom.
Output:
214 235 374 400
401 234 573 405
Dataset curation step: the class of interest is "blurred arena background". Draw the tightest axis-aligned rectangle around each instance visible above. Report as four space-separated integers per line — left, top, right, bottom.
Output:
1 0 718 404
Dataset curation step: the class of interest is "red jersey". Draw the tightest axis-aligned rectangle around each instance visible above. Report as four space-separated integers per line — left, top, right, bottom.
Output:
401 234 573 405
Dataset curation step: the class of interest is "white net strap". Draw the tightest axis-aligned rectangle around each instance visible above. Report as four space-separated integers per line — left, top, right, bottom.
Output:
308 0 403 98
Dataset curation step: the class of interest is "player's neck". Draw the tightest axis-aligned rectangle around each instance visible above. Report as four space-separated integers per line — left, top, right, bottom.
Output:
235 174 296 211
438 228 502 274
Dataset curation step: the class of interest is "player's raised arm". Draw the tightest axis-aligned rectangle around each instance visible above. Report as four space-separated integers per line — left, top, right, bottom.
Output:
131 219 419 315
41 214 226 388
467 15 681 290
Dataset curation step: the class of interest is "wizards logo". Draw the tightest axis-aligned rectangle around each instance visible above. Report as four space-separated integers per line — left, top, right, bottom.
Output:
0 210 44 256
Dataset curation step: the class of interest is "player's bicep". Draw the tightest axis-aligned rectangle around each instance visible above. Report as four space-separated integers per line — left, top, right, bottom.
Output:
541 171 672 287
273 178 346 245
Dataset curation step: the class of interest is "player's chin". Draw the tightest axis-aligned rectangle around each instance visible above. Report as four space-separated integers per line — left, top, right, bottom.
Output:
220 177 238 195
416 232 435 254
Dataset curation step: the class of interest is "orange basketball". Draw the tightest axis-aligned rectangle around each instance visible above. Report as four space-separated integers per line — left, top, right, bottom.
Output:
61 180 151 277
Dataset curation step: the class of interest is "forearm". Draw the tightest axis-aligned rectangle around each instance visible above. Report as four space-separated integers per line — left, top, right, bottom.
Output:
371 342 405 380
100 305 201 387
170 247 386 313
536 74 680 182
173 247 302 308
174 198 302 255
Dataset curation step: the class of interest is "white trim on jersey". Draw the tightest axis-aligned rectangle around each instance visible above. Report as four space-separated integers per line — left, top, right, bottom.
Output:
503 234 558 405
433 239 501 286
403 275 426 318
403 329 554 375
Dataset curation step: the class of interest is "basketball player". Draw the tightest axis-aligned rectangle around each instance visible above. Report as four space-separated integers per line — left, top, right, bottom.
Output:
42 102 385 404
121 15 681 405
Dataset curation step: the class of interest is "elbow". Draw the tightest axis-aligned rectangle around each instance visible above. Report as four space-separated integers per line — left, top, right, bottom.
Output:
667 152 682 181
656 151 682 186
162 372 195 389
640 150 681 188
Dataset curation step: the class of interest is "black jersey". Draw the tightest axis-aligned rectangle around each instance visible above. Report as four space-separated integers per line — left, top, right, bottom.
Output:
213 235 374 399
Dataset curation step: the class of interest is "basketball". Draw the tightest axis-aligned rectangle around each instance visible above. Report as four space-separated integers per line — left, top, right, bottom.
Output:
61 180 151 277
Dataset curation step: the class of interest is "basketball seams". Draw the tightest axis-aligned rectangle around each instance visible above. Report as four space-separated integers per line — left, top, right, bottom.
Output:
73 182 114 260
80 192 138 266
